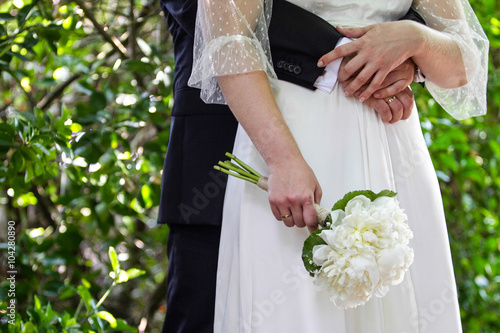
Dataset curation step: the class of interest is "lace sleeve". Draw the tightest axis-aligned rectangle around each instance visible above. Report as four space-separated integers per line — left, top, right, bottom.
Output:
187 0 277 104
413 0 489 120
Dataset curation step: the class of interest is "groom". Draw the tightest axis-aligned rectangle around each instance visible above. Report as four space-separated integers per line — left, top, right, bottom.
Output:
158 1 422 332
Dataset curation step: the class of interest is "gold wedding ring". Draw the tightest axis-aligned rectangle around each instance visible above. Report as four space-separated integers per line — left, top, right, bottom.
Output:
387 96 396 104
281 214 292 219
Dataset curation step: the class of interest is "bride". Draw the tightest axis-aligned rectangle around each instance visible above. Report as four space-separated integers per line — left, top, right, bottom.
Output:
189 0 488 332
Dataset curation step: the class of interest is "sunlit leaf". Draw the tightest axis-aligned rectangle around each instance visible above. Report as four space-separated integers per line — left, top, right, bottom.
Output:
97 311 117 328
108 246 119 272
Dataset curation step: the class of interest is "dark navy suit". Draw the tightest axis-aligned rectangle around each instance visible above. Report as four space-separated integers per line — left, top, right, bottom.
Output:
158 1 236 331
157 1 424 331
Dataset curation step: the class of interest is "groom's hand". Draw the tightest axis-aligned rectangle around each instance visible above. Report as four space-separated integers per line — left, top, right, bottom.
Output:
361 87 414 123
339 56 415 123
339 57 415 100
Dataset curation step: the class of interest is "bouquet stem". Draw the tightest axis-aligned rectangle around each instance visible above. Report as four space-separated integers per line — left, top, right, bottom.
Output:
214 153 331 226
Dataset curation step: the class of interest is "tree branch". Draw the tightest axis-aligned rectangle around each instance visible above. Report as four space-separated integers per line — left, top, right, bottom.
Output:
37 73 83 111
129 0 138 60
35 0 161 112
72 0 129 59
140 274 168 329
31 185 57 229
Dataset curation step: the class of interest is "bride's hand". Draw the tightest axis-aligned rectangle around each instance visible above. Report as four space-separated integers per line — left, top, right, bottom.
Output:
267 159 322 233
318 21 421 102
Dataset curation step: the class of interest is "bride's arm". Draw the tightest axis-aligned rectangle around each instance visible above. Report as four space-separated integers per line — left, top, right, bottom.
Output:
317 0 488 119
218 72 322 232
189 0 322 231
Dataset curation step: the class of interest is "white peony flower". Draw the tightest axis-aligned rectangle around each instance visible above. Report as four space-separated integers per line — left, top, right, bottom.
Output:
314 250 380 308
310 194 414 308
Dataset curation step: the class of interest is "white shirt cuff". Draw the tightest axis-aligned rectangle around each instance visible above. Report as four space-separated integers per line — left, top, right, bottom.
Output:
313 37 353 93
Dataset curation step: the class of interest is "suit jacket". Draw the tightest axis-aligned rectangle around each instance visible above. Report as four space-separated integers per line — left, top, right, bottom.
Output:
157 0 424 226
269 0 425 89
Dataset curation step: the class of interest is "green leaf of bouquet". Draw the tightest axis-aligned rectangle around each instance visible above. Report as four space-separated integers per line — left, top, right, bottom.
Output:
372 189 397 199
301 229 326 277
331 189 397 211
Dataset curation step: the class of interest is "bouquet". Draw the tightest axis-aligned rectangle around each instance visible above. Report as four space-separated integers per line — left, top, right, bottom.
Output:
215 153 414 308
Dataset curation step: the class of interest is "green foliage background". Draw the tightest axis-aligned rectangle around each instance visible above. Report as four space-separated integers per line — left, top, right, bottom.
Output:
0 0 498 332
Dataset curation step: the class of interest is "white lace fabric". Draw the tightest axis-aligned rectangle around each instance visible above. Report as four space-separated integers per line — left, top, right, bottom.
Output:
188 0 488 120
413 0 489 119
188 0 276 104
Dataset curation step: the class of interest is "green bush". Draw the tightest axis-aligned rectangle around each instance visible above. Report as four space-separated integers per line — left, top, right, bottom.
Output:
1 0 171 331
0 0 499 332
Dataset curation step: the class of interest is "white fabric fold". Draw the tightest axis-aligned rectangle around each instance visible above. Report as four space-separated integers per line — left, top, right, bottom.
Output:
313 37 353 93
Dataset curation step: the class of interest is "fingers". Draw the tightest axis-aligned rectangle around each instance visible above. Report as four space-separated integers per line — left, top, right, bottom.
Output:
342 59 391 100
314 187 322 206
337 56 358 82
373 60 415 99
267 162 321 231
336 25 373 38
289 205 305 228
271 205 284 222
303 202 318 233
318 41 359 67
373 78 408 99
356 70 390 101
395 87 415 120
361 90 414 124
271 195 317 229
387 97 404 123
364 98 393 123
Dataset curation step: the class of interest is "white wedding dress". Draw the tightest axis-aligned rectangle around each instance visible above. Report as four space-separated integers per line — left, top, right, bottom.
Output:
188 0 488 332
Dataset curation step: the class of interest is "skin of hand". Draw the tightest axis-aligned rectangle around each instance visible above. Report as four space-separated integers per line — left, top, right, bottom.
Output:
318 21 467 102
360 87 414 123
217 72 322 233
338 55 416 123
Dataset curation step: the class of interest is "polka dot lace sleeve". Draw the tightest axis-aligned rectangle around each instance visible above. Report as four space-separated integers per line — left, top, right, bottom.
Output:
188 0 277 104
413 0 489 120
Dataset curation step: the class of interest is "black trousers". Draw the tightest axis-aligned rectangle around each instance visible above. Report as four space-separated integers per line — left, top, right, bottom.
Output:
162 224 222 333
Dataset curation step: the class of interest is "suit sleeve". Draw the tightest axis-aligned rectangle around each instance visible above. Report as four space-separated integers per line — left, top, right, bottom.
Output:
159 0 197 37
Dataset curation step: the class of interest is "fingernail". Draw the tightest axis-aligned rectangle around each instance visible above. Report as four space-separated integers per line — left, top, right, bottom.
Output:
374 93 380 98
359 96 365 102
344 90 349 96
317 60 324 67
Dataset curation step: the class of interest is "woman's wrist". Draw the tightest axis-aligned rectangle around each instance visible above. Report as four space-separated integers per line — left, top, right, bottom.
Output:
409 22 467 88
264 144 305 172
404 20 427 60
